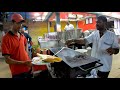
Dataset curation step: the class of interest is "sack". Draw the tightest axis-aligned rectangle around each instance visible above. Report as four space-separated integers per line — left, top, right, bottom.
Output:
86 69 97 78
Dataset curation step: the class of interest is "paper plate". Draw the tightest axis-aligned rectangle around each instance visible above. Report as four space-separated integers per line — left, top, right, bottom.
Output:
32 57 49 65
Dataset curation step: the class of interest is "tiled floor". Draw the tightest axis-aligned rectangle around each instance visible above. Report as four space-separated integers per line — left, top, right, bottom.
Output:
0 52 120 78
0 53 11 78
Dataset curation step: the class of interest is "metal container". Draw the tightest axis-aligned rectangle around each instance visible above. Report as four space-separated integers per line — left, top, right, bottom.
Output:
50 47 101 68
49 47 103 78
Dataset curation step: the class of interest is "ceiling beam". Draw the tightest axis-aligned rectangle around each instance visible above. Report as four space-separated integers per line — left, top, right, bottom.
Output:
44 12 54 21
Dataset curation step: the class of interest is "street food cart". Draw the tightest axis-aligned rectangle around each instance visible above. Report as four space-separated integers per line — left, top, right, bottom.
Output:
48 47 103 78
33 28 102 78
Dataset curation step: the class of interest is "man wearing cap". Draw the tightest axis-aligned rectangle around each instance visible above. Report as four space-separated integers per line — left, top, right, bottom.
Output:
1 13 33 78
66 16 119 78
20 27 33 59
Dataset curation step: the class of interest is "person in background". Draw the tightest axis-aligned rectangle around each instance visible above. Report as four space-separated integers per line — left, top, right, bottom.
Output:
22 25 28 33
1 13 33 78
66 16 119 78
107 21 114 32
64 21 75 31
21 27 33 59
64 21 75 49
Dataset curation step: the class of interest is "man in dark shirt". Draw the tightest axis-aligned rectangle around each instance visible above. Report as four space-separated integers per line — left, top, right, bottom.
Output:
21 28 33 59
21 28 32 44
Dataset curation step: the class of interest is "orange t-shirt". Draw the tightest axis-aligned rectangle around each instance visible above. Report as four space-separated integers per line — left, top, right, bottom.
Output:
1 31 31 75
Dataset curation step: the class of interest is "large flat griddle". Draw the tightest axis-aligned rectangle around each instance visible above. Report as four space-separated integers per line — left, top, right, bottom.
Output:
49 47 101 68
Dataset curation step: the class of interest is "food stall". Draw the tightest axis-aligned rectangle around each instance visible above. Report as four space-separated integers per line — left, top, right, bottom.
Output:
31 46 103 78
33 22 95 78
38 32 60 49
48 47 103 78
38 29 83 49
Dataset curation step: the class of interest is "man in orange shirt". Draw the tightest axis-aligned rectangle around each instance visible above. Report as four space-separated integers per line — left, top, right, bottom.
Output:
1 13 33 78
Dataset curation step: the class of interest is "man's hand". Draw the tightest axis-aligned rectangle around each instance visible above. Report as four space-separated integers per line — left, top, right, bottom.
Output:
106 47 115 55
65 39 75 46
23 60 32 67
74 38 85 45
65 38 85 46
74 39 80 44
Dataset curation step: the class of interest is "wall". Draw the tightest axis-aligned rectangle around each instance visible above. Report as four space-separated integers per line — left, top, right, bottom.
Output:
49 21 77 31
0 22 12 52
78 17 96 32
28 21 48 45
114 19 120 35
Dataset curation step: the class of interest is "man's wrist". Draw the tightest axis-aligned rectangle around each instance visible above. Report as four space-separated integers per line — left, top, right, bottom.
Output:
72 39 75 42
111 48 116 54
17 61 25 64
112 48 119 54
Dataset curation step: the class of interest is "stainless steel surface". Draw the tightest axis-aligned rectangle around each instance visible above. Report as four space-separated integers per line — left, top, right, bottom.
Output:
50 47 99 68
64 30 76 41
38 39 59 49
40 29 83 49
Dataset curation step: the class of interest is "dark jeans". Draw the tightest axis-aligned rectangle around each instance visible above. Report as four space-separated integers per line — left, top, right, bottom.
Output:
97 70 110 78
12 70 33 79
34 70 52 79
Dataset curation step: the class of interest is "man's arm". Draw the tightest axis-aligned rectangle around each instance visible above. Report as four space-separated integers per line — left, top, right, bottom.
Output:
4 55 32 67
65 38 86 46
106 34 120 55
24 35 29 53
114 48 119 54
106 48 119 55
65 31 95 46
64 25 67 31
25 42 28 53
74 38 86 45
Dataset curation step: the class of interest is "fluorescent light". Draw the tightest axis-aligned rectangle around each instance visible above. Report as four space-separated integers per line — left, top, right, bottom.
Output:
68 14 76 18
34 19 42 21
42 15 45 20
111 13 119 18
101 12 111 15
43 12 48 16
42 12 48 21
36 17 41 20
60 19 69 21
77 15 83 18
34 13 40 17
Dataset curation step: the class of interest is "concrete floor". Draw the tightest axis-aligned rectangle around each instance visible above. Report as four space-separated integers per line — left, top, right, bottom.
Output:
0 53 12 78
108 52 120 78
0 52 120 78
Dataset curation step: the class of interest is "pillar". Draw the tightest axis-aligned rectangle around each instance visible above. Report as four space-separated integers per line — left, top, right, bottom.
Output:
55 12 61 32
